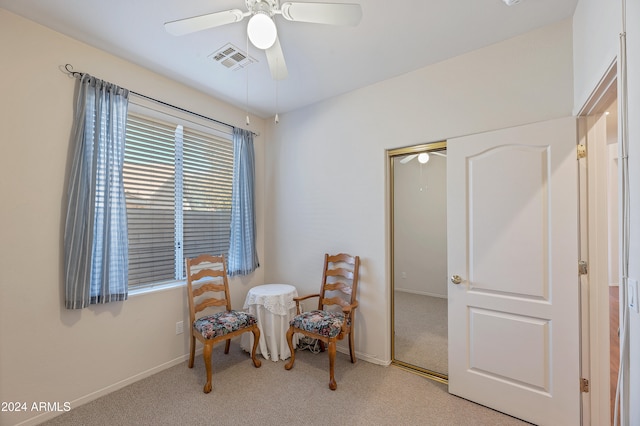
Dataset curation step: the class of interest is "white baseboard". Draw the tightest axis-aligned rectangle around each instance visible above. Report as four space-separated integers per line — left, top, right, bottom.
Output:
394 288 447 299
335 346 390 366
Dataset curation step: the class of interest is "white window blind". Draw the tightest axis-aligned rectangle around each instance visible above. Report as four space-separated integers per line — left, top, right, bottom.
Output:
123 110 233 290
182 125 233 262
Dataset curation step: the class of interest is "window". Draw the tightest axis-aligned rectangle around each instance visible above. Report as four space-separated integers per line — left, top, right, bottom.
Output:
123 105 234 290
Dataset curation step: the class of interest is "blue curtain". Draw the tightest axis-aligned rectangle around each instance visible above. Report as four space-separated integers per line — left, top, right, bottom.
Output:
64 74 129 309
228 128 259 276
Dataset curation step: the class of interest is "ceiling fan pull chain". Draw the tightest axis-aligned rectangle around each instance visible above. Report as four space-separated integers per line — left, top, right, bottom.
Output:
275 57 280 124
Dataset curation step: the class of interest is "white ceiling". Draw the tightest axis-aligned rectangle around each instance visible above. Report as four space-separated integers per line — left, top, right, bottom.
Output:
1 0 578 118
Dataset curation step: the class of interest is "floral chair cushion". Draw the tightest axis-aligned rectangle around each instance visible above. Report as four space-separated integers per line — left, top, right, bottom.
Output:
290 310 346 338
194 310 257 340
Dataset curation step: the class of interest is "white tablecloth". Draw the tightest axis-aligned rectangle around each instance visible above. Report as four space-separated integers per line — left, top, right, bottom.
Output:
240 284 300 362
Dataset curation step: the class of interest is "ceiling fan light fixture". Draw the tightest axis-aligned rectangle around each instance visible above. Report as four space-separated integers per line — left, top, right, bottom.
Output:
418 153 430 164
247 12 277 50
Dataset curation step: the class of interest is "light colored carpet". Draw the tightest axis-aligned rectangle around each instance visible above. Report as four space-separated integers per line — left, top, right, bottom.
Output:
40 340 530 426
394 291 448 375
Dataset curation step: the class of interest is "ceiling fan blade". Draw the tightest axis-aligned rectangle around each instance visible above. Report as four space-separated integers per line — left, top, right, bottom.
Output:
164 9 246 36
280 2 363 26
265 37 289 80
432 151 447 157
399 154 418 164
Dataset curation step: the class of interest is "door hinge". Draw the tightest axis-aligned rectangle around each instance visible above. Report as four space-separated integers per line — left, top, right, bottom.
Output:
577 144 587 159
581 378 590 393
578 260 588 275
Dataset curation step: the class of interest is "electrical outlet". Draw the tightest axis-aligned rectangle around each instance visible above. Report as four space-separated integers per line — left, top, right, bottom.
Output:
629 279 639 314
176 321 184 335
401 272 407 279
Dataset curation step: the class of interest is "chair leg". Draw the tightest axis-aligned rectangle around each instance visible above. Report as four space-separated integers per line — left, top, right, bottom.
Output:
249 327 262 368
202 342 213 394
224 339 231 354
188 334 196 368
348 331 357 364
328 339 337 390
284 327 296 370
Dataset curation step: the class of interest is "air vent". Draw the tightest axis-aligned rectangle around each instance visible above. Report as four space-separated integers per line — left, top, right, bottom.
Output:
209 43 257 71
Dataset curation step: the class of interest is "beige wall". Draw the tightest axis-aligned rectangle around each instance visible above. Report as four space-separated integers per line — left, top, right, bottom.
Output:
0 10 266 426
264 19 574 365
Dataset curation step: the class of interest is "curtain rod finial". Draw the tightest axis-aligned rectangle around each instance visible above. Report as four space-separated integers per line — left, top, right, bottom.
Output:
63 63 82 79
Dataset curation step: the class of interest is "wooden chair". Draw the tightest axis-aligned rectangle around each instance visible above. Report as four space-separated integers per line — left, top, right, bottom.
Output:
284 253 361 390
185 254 261 393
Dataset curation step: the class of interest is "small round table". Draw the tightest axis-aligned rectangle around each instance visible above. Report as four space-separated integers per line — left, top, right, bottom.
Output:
240 284 300 361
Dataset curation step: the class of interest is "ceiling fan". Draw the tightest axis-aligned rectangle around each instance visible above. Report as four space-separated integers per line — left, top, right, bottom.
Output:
400 151 447 165
164 0 363 80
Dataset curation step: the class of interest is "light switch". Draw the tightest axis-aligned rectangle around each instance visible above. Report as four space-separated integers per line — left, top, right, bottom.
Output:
629 279 639 314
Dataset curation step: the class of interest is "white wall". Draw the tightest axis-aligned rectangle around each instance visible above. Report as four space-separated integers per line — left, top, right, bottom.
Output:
264 19 574 365
0 10 266 426
573 1 639 423
623 1 640 423
572 0 621 112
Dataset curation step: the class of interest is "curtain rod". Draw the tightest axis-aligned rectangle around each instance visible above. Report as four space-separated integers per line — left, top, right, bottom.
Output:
63 64 258 136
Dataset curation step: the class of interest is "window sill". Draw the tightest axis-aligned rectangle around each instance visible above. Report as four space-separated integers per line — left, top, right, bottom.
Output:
129 280 186 297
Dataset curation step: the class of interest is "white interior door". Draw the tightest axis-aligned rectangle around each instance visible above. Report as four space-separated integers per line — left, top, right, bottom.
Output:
447 117 581 425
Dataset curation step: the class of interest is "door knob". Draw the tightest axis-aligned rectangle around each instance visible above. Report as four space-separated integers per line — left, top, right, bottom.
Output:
450 274 463 285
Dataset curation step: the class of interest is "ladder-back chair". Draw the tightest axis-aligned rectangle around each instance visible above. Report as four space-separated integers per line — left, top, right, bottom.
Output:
186 254 261 393
284 253 360 390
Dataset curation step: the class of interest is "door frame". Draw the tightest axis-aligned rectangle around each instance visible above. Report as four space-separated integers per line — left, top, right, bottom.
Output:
576 60 619 425
387 140 448 383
